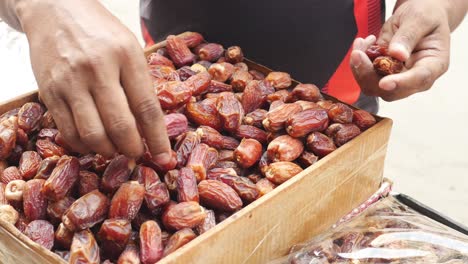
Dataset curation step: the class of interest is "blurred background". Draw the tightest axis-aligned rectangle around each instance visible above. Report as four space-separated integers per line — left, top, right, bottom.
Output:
0 1 467 224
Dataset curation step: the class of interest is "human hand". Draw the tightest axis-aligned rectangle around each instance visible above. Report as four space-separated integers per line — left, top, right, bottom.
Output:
350 0 450 101
16 0 173 164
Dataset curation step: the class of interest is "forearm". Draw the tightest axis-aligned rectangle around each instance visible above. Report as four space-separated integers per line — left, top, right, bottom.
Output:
0 0 22 31
395 0 467 32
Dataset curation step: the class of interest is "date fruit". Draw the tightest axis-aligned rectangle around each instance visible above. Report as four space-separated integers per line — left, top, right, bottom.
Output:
265 72 292 89
328 103 353 124
25 220 54 250
333 124 361 146
243 109 267 128
23 179 48 221
365 44 388 61
219 174 259 203
175 131 201 168
306 132 336 158
5 179 25 201
19 151 42 180
162 201 206 231
70 230 100 264
36 139 66 159
286 108 329 137
98 218 131 260
17 102 44 134
256 178 276 197
288 83 322 102
234 138 263 168
241 80 275 113
140 220 163 264
62 190 110 232
185 98 222 131
34 156 60 180
198 180 242 212
353 110 376 131
234 125 268 145
0 116 18 159
263 103 302 132
166 35 195 67
265 162 303 184
164 113 188 139
297 151 319 168
109 181 145 221
231 70 253 92
55 223 74 249
196 209 216 235
1 166 22 184
163 228 197 257
186 143 219 182
101 155 135 194
157 81 192 110
197 43 224 62
145 180 170 215
42 155 79 201
0 204 19 225
216 92 244 132
196 126 239 150
267 135 304 162
373 56 404 76
177 167 199 203
208 62 235 83
47 196 75 225
185 71 212 96
147 52 175 69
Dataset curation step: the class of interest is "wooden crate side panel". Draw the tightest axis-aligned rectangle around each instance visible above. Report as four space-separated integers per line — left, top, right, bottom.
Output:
0 91 38 115
0 219 66 264
160 119 392 264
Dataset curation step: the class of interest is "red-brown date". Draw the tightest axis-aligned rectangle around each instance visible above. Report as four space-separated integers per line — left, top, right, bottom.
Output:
196 209 216 235
62 190 110 232
333 124 361 146
109 181 145 221
1 166 22 184
55 223 74 249
265 162 303 184
98 218 132 260
353 110 376 131
288 83 322 102
164 113 188 139
256 178 276 197
306 132 337 158
145 180 171 215
157 81 192 110
263 103 302 132
42 155 79 201
234 138 263 168
219 174 259 203
117 244 140 264
198 180 242 212
286 108 329 137
34 156 59 180
25 220 54 250
101 155 135 194
17 102 44 134
243 109 267 128
19 151 42 180
162 201 206 231
216 92 244 132
78 170 99 196
177 167 199 203
23 179 47 221
241 80 274 113
267 135 304 162
186 143 219 182
328 103 353 124
166 35 196 67
0 116 18 160
36 139 66 158
196 125 239 150
69 229 100 264
140 220 163 264
47 196 75 225
185 98 223 131
163 228 197 257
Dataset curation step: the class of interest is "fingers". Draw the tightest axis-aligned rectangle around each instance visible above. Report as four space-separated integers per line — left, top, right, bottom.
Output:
92 81 144 158
378 56 448 101
350 50 382 97
120 48 173 165
41 93 89 154
388 20 436 62
64 89 117 157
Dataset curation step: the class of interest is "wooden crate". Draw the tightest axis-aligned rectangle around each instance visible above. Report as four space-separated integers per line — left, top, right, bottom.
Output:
0 35 392 264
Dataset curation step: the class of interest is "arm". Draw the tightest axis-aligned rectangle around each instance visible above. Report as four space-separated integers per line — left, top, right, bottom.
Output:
0 0 174 165
350 0 467 102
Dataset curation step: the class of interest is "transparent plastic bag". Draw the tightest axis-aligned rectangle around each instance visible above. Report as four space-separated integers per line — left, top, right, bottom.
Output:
272 196 468 264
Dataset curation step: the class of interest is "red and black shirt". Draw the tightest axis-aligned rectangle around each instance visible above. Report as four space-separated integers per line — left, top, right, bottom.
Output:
140 0 385 113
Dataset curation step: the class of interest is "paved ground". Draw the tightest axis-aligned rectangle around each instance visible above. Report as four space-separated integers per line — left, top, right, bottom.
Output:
0 1 467 225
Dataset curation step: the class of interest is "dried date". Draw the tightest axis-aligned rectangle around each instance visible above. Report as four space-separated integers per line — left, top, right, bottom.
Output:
25 220 54 250
69 230 100 264
267 135 304 162
216 92 244 132
234 138 263 168
101 155 135 194
177 167 199 203
265 162 303 184
19 151 42 180
109 181 145 221
286 108 329 137
198 180 242 212
42 155 79 201
306 132 336 158
140 220 163 264
98 218 131 260
163 228 197 257
62 190 110 231
23 179 47 221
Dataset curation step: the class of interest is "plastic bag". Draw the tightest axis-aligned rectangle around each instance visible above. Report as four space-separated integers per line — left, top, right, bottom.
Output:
272 196 468 264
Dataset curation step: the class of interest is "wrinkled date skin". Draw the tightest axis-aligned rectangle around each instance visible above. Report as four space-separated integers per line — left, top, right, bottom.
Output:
42 155 79 201
162 201 206 231
353 110 377 131
297 151 319 168
217 150 235 162
36 139 66 159
144 176 171 215
23 179 48 221
166 35 196 67
117 243 140 264
263 103 302 132
234 138 263 168
265 71 292 89
1 166 22 184
101 155 135 194
185 98 223 131
34 156 60 180
147 52 175 69
175 131 201 168
177 167 199 203
78 170 99 196
219 174 259 203
55 222 74 249
157 81 192 110
37 128 59 141
47 196 75 225
234 125 268 145
139 220 163 264
19 151 42 180
196 209 216 235
196 126 239 150
0 116 18 160
0 204 19 225
328 103 353 124
265 162 303 184
62 190 110 232
70 229 100 264
306 132 337 158
373 56 404 76
365 44 388 61
197 43 224 62
17 102 44 134
185 71 212 96
164 113 188 140
216 92 244 132
206 168 237 180
164 169 179 193
163 228 197 257
243 109 267 128
288 83 322 102
333 124 362 147
109 181 145 221
25 220 54 250
231 70 253 92
186 143 219 182
286 108 329 138
198 180 243 212
267 135 304 162
256 178 276 197
208 62 235 83
98 218 132 260
225 46 244 64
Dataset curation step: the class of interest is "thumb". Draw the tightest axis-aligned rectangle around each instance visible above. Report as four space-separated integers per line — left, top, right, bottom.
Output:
388 19 433 61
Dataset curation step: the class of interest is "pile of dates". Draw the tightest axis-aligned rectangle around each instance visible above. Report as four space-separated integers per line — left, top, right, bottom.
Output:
0 32 376 263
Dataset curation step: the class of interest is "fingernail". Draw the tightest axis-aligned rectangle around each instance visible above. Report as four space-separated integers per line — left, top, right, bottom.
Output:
152 152 172 165
381 81 396 91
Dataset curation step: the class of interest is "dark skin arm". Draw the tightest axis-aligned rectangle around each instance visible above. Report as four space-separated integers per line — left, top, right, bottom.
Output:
351 0 467 101
0 0 174 165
